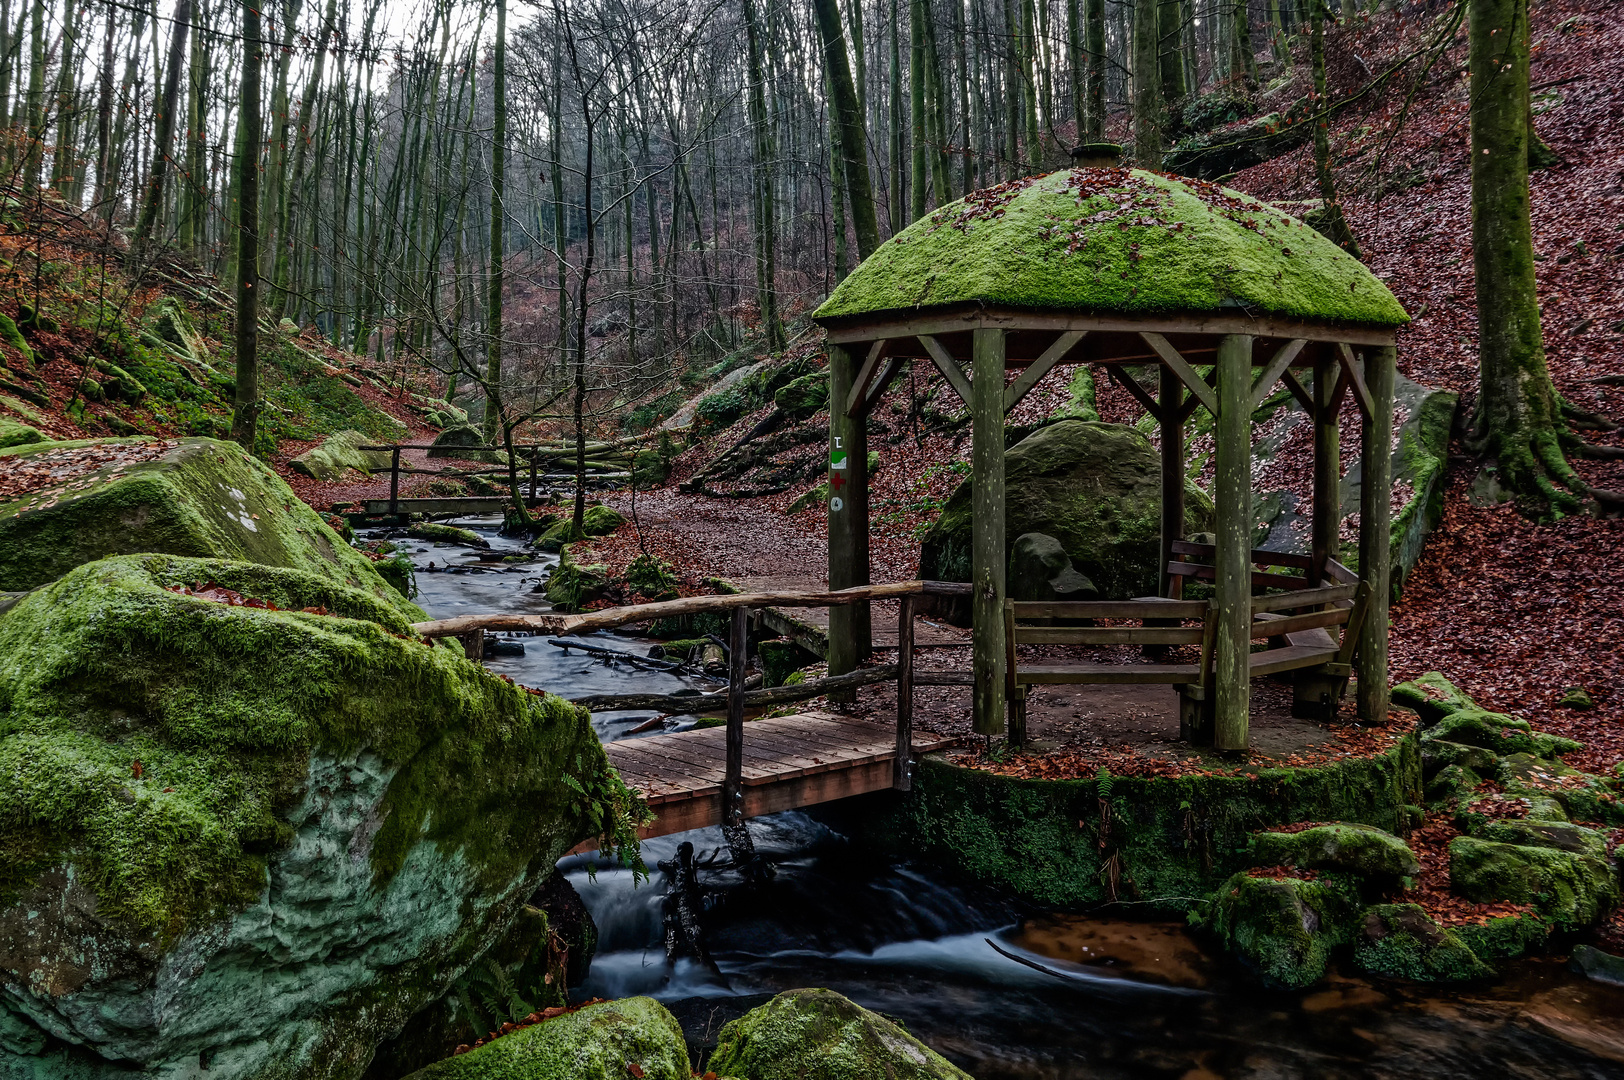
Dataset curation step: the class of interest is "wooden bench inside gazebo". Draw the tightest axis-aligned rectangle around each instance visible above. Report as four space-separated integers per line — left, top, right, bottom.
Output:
808 145 1410 752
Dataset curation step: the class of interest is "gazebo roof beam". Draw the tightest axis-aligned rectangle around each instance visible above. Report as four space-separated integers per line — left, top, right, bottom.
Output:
1338 343 1376 420
1002 331 1088 412
1140 332 1218 416
821 307 1400 348
1249 339 1308 411
918 334 973 404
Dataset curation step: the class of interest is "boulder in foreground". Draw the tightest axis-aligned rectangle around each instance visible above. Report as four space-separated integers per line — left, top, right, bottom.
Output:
402 998 690 1080
0 555 643 1080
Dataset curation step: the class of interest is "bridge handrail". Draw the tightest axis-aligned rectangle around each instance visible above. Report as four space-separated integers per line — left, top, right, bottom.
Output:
432 579 975 822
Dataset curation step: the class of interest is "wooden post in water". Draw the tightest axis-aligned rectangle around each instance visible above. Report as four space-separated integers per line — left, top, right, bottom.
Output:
1357 345 1395 723
827 343 871 697
1311 352 1340 586
724 606 749 825
894 594 914 790
389 447 401 515
1213 334 1253 751
1158 366 1185 598
970 328 1007 738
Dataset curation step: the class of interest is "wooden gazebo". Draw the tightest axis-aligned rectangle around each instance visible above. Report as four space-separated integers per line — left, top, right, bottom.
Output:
809 150 1409 751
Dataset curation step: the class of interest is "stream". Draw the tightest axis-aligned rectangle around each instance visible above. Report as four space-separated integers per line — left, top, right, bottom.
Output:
387 519 1624 1080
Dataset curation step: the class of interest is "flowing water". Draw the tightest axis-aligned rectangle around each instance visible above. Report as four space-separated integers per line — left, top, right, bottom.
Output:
394 519 1624 1080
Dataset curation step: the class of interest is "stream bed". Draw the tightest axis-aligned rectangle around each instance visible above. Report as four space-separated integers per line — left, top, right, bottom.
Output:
392 519 1624 1080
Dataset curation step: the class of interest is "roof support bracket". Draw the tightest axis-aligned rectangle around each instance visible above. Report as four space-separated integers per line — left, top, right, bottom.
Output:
845 340 891 417
1103 365 1162 420
1003 331 1088 413
918 334 973 405
1337 342 1376 421
1249 338 1307 411
1140 332 1219 416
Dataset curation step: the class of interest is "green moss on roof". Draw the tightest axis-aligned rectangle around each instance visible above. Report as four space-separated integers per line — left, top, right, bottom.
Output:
814 168 1408 327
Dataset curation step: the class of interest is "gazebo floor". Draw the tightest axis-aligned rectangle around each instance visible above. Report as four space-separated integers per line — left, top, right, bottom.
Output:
852 672 1390 769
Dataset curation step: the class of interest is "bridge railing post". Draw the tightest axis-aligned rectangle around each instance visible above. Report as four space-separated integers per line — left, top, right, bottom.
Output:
894 594 914 791
723 605 749 826
527 446 539 503
388 447 401 517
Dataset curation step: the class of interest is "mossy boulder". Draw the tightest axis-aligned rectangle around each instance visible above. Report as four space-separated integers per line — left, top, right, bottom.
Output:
0 555 640 1080
708 988 971 1080
1249 823 1420 884
1498 754 1624 824
409 522 491 549
546 553 610 611
919 420 1213 601
427 424 504 464
0 437 423 621
1448 837 1618 929
1007 531 1099 602
1454 913 1551 964
535 506 623 553
289 429 396 481
401 998 691 1080
1392 672 1480 726
0 311 34 368
0 417 41 449
1195 873 1357 990
773 371 829 420
583 504 625 535
1419 710 1581 760
813 167 1406 327
1424 763 1485 807
1351 904 1492 983
1472 819 1608 858
1420 739 1500 781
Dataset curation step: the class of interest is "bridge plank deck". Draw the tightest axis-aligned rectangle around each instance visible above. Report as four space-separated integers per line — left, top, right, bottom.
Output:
592 712 959 844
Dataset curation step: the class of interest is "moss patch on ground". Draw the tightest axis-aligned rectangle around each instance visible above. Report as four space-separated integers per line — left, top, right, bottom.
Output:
0 436 422 621
708 988 971 1080
814 168 1408 327
403 998 691 1080
0 554 639 944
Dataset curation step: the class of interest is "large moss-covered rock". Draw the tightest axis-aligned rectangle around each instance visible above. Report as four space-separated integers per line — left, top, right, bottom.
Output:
1472 818 1608 858
1448 837 1618 929
1420 739 1500 781
0 555 642 1080
427 424 504 464
774 371 829 420
409 522 490 548
1392 672 1481 726
535 505 624 553
919 420 1213 599
813 167 1407 327
1498 754 1624 825
1195 873 1357 990
289 429 396 481
0 417 41 449
402 998 690 1080
708 988 970 1080
0 437 423 620
1351 904 1492 983
1419 709 1581 760
1249 823 1419 883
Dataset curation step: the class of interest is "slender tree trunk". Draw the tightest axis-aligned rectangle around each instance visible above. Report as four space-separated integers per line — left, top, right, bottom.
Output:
1067 0 1085 142
741 0 783 348
483 0 506 444
888 0 903 229
1133 0 1161 167
1001 0 1020 174
909 0 926 220
1309 0 1358 254
1159 0 1186 110
273 0 338 318
953 0 972 192
23 0 43 191
93 2 115 219
1468 0 1582 511
134 0 191 251
230 0 262 452
812 0 880 259
1084 0 1103 141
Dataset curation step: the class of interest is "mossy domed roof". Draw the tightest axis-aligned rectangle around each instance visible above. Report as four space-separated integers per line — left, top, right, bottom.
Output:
813 168 1408 328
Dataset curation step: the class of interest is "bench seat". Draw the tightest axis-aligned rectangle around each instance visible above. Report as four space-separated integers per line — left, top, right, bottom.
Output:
1017 663 1202 685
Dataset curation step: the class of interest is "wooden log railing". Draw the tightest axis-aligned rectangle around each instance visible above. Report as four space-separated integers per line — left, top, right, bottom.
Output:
355 439 648 515
420 580 975 820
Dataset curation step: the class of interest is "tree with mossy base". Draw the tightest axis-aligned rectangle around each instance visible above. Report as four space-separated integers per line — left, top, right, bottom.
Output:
1468 0 1622 515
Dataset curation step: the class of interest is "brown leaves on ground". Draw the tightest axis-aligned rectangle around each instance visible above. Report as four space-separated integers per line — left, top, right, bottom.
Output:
1401 813 1539 929
0 439 177 503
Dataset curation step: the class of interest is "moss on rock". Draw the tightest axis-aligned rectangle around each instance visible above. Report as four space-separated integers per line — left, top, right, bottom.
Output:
289 429 396 481
1249 823 1419 883
813 168 1407 327
1194 873 1357 990
409 522 490 548
918 420 1213 600
1419 710 1581 760
774 371 829 420
708 988 970 1080
1448 837 1618 929
1473 819 1608 858
1497 754 1624 825
0 555 645 1080
402 998 691 1080
0 437 423 621
1351 904 1492 983
0 417 42 449
1420 739 1500 782
852 735 1420 912
1392 672 1480 726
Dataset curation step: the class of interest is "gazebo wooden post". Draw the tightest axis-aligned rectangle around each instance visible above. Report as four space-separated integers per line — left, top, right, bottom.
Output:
1158 366 1185 598
1213 334 1254 751
970 327 1008 739
827 342 872 695
1311 351 1340 586
1357 345 1396 723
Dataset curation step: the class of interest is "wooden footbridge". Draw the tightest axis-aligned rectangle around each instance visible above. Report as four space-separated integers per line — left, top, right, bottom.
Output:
413 581 975 842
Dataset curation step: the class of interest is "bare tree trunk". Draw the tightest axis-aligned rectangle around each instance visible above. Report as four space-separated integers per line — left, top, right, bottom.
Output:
230 0 262 452
134 0 191 252
484 0 507 444
1309 0 1358 254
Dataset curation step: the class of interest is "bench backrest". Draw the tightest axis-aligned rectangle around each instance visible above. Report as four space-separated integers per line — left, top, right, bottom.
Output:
1164 540 1312 597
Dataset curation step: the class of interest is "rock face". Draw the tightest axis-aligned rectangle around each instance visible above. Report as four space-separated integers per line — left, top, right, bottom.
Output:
919 420 1213 601
1197 874 1356 990
289 429 396 481
402 998 691 1080
773 371 829 420
0 555 638 1080
1448 838 1618 929
1249 823 1420 884
1007 531 1098 602
708 988 972 1080
0 437 421 620
1352 905 1492 983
